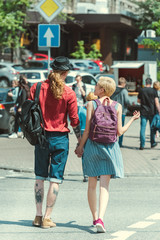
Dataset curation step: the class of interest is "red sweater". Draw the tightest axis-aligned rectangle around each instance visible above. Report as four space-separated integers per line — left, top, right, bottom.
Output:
29 80 80 132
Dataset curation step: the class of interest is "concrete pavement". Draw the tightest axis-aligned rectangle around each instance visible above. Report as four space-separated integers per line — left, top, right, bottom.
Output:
0 117 160 177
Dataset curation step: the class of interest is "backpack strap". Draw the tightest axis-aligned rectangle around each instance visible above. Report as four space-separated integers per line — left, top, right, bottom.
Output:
102 97 110 106
35 82 42 103
34 82 47 146
111 100 118 107
94 99 101 106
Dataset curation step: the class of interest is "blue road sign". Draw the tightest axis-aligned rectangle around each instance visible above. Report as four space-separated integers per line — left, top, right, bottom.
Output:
38 24 60 47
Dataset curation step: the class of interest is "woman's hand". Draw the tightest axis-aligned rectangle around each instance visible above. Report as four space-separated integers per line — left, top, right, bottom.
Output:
132 110 140 120
75 145 83 158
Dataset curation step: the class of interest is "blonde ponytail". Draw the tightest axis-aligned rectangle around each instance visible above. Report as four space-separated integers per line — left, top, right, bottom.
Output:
48 71 65 99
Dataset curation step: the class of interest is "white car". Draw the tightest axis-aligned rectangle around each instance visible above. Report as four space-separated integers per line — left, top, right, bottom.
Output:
69 59 101 75
20 69 49 87
65 71 97 95
95 73 115 81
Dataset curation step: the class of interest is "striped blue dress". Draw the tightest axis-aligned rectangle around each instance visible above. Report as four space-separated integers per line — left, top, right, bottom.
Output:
83 101 124 178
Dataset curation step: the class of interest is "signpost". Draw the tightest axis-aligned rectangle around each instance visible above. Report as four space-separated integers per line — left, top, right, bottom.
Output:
36 0 64 23
36 0 63 73
38 24 60 48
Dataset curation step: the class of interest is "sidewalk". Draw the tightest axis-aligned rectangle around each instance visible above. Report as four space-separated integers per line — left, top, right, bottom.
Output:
0 117 160 177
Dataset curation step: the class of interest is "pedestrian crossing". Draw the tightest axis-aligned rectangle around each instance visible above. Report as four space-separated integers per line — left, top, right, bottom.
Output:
106 213 160 240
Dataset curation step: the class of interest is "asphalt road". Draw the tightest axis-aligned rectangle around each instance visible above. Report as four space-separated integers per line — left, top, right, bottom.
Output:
0 169 160 240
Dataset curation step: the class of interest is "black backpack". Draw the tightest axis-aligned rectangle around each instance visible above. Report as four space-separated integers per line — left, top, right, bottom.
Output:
19 82 46 146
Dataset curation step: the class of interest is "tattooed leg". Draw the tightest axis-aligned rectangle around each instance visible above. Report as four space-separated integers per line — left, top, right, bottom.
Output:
34 180 44 216
44 182 59 219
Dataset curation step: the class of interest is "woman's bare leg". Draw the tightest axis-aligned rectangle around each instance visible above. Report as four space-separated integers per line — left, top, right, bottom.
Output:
98 175 111 220
88 176 98 221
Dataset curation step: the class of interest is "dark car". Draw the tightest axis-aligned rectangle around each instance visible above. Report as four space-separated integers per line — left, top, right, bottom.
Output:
0 88 16 133
23 60 52 71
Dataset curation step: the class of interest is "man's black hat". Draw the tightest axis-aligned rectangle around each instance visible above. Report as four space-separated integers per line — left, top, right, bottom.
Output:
50 56 72 71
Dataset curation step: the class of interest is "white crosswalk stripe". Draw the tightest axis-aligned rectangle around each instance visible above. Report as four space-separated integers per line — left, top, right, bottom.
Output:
127 221 155 229
146 213 160 220
106 231 136 240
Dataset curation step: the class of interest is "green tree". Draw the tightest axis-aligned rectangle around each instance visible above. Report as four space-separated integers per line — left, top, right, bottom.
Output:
134 0 160 30
87 44 102 59
140 20 160 81
141 21 160 51
0 0 32 61
70 40 86 59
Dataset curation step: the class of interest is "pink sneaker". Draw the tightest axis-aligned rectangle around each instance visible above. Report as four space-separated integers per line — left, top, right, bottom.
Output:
93 219 98 227
96 218 106 233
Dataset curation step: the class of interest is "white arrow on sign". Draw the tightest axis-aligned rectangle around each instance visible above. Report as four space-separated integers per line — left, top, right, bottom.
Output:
44 28 54 47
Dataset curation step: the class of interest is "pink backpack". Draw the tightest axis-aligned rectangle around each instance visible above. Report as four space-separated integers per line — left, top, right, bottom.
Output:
89 98 118 144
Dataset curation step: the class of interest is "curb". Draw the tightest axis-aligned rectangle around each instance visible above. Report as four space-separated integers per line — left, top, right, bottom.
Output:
1 166 160 178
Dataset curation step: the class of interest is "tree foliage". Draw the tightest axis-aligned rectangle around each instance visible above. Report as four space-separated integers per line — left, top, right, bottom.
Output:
141 21 160 52
134 0 160 30
0 0 32 49
70 41 87 59
87 44 102 59
70 41 102 59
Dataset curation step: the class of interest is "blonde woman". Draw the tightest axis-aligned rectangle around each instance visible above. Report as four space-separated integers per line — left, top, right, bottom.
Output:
75 77 140 233
153 81 160 102
30 57 81 228
153 81 160 137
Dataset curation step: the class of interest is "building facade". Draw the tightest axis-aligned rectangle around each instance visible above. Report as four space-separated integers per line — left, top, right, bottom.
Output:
25 0 142 67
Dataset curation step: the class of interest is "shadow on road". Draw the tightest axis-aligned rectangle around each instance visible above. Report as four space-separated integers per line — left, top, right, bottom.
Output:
0 220 96 234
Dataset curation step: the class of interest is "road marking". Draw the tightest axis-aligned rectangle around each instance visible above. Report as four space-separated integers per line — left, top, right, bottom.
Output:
0 177 5 179
146 213 160 220
105 213 160 240
107 231 136 240
128 221 155 229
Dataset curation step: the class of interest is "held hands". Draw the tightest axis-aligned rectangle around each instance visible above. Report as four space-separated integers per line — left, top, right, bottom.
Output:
132 110 140 120
75 145 83 158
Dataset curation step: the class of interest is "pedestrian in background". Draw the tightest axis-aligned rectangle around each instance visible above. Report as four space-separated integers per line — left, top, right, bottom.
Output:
138 77 160 150
30 56 81 229
8 79 19 102
111 77 131 147
78 92 97 182
8 75 30 138
75 76 140 233
153 81 160 137
72 74 86 109
153 81 160 102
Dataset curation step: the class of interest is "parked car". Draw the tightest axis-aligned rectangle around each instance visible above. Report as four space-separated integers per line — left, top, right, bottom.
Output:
95 73 115 81
0 88 16 134
20 70 49 87
92 60 108 72
28 53 53 61
69 59 88 71
0 62 24 88
65 71 97 95
69 59 101 75
23 60 52 71
0 47 33 62
83 59 101 75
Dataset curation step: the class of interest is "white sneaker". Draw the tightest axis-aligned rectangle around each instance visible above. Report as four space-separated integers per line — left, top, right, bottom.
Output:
8 133 18 139
17 132 24 138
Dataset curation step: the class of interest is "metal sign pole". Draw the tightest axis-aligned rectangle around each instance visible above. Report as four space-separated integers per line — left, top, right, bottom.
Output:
48 47 51 75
